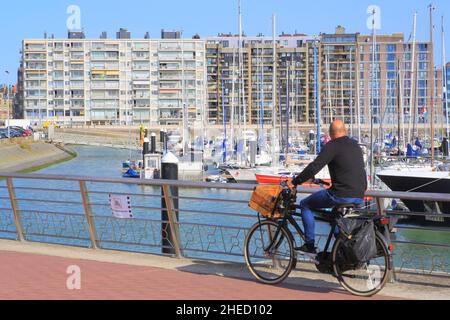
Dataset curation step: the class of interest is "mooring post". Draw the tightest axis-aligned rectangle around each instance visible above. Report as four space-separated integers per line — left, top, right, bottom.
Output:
151 132 157 154
161 152 182 257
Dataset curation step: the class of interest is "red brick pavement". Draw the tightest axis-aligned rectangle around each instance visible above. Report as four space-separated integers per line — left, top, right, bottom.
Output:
0 251 395 300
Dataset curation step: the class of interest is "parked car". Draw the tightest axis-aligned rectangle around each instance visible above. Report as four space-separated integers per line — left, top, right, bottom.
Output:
9 126 32 136
0 128 22 138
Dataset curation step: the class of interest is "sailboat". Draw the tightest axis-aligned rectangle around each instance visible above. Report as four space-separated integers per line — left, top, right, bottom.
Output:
376 6 450 226
121 124 144 178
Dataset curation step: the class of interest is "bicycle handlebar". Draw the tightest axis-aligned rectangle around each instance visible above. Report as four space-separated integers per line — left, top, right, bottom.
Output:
290 174 332 187
279 177 330 206
310 178 331 187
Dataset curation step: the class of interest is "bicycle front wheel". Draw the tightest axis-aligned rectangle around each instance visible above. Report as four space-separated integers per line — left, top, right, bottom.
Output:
332 232 391 297
244 220 296 285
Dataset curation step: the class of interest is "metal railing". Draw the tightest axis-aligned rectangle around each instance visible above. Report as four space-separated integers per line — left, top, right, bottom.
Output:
0 172 449 279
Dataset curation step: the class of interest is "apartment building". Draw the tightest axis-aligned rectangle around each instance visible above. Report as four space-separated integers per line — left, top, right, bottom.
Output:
0 86 14 122
19 26 442 129
443 62 450 128
320 26 358 126
356 32 439 128
205 33 318 127
20 29 207 126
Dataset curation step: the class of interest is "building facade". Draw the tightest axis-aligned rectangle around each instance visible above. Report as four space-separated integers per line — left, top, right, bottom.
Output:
18 26 443 129
0 86 14 122
444 62 450 131
205 33 319 127
20 30 207 126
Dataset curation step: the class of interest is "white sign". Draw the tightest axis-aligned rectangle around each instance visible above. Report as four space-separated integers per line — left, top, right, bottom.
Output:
109 194 133 219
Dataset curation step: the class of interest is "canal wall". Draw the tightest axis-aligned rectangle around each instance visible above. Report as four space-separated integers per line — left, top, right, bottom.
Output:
0 140 75 173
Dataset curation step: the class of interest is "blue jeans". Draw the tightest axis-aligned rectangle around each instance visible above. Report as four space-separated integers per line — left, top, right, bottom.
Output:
299 189 364 245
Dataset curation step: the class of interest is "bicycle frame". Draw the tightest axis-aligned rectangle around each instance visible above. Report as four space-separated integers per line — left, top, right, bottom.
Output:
262 209 338 256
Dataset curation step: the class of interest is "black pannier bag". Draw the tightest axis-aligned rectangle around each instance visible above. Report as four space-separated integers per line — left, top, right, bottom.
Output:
336 218 377 263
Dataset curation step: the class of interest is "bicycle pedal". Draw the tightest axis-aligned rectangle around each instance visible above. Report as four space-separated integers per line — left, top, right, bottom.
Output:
298 251 318 260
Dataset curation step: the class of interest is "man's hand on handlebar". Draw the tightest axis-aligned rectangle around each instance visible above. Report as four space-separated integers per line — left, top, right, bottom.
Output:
291 176 331 187
310 178 331 187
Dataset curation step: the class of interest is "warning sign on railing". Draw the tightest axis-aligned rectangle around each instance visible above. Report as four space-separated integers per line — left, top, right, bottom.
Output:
109 194 133 219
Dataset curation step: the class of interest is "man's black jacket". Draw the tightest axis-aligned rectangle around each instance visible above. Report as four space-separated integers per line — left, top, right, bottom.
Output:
292 136 367 199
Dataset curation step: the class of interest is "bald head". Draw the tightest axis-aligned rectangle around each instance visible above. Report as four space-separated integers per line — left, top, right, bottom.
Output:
329 120 348 140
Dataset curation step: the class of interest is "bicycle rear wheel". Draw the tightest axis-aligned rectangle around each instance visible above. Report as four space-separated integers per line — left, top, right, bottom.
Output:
244 220 296 285
332 232 390 297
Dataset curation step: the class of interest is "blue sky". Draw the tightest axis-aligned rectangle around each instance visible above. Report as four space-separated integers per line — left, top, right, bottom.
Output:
1 0 450 83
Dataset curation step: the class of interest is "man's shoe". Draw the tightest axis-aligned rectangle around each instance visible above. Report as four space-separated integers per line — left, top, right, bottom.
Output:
297 244 317 259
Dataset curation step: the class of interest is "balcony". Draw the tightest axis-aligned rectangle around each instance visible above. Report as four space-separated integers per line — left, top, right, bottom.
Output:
132 64 150 70
132 44 150 51
24 44 46 52
132 53 150 60
159 94 181 100
133 94 151 99
159 103 182 109
160 74 182 80
91 54 119 61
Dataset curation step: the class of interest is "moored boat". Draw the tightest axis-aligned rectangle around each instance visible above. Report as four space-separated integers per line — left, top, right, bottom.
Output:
377 167 450 225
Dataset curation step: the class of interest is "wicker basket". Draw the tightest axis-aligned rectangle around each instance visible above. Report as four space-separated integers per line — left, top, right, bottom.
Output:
249 185 284 219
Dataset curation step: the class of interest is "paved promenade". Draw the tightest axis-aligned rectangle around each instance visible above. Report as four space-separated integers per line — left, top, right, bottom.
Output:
0 240 447 300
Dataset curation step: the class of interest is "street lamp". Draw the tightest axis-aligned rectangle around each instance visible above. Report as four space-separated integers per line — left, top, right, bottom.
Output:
4 71 11 139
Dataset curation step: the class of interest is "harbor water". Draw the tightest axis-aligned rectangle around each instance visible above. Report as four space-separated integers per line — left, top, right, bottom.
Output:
0 145 449 274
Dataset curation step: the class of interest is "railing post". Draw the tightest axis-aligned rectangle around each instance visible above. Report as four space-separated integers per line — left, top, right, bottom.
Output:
375 197 384 217
375 196 397 283
79 181 98 249
162 185 182 258
6 178 25 242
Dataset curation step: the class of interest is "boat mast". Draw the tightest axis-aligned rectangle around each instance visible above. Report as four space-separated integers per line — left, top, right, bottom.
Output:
230 47 236 160
408 13 417 144
222 74 227 163
314 40 321 154
443 16 450 138
429 4 435 166
356 47 362 140
285 63 290 163
271 14 278 167
237 0 243 163
369 8 377 187
238 0 247 162
350 47 354 137
340 61 345 122
397 59 403 155
278 79 283 156
325 52 333 124
260 40 265 150
413 60 419 138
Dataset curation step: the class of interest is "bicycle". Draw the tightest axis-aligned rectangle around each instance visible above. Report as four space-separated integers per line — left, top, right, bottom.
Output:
244 179 393 297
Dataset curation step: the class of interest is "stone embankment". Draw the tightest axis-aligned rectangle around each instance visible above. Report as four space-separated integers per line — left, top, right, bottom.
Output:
0 138 75 172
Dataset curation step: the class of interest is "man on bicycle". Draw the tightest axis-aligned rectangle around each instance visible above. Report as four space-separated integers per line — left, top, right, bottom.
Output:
292 120 367 258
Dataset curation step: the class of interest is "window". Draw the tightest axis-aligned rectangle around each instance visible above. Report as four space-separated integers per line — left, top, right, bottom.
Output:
386 44 396 52
387 53 396 61
418 43 428 52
